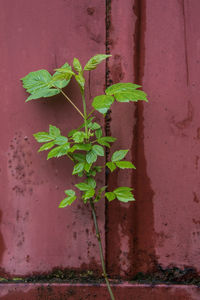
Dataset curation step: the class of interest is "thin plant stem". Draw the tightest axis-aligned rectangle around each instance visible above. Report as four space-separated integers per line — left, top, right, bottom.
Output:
87 108 95 119
56 87 84 119
81 91 88 138
89 199 115 300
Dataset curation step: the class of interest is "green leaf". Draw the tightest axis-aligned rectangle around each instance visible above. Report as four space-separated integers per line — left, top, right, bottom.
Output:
21 70 52 94
47 144 70 159
75 73 85 90
59 190 76 208
105 83 141 95
33 132 53 143
95 128 102 138
64 189 76 197
26 88 59 101
75 182 91 191
68 129 77 137
82 188 95 201
97 136 116 147
114 187 135 202
115 90 148 103
105 192 116 202
94 166 102 173
49 125 61 137
72 131 86 143
92 95 114 114
21 69 60 101
88 122 101 130
73 58 82 73
84 162 92 172
86 177 96 188
84 54 111 71
94 186 107 202
92 145 104 156
38 141 55 152
72 153 86 162
86 150 97 164
106 162 116 172
115 161 136 169
73 143 92 151
54 136 68 145
52 63 74 88
72 162 85 175
111 150 129 162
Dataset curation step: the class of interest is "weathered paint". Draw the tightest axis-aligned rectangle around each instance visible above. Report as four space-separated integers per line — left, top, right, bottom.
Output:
0 283 200 300
142 0 200 272
1 0 200 298
0 0 106 276
107 0 200 279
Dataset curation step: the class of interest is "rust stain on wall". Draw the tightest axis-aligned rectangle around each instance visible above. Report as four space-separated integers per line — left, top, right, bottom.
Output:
132 0 157 274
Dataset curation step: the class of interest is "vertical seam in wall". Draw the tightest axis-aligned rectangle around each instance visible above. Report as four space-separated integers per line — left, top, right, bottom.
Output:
105 0 112 272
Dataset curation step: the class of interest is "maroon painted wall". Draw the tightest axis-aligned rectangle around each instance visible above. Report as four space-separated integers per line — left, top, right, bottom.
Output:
1 0 200 299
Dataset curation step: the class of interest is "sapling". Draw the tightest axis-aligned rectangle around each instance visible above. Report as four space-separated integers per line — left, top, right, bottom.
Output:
21 54 148 300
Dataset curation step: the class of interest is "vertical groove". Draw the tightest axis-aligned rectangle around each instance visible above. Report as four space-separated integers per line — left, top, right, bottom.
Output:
132 0 156 273
105 0 112 274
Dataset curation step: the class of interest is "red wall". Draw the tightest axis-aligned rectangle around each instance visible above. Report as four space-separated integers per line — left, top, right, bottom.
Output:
1 0 200 299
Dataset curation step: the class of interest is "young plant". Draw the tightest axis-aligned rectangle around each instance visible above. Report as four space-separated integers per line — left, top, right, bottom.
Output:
21 54 148 300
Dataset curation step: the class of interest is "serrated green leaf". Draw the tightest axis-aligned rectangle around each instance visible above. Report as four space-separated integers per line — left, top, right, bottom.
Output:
49 125 61 137
52 63 74 88
64 189 76 197
86 177 96 189
92 145 104 156
54 136 68 145
97 136 116 147
59 190 76 208
114 187 135 202
105 192 116 202
21 69 61 102
105 83 141 95
72 131 87 143
38 141 55 152
95 128 102 138
74 143 92 151
92 95 114 114
111 150 129 162
21 70 52 94
75 73 85 90
47 144 70 159
72 162 85 175
25 88 59 102
88 122 101 130
84 54 111 71
33 132 53 143
106 162 116 172
68 129 77 137
73 58 82 73
86 150 97 164
72 153 86 162
82 188 95 201
115 90 148 102
115 161 136 169
75 182 91 191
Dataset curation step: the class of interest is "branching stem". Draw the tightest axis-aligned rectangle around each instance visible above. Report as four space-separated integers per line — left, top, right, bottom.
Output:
81 91 88 138
89 199 115 300
57 87 84 119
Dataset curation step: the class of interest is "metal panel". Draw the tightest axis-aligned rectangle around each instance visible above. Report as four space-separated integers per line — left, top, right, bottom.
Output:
0 0 105 276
